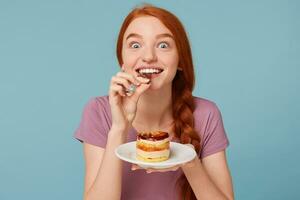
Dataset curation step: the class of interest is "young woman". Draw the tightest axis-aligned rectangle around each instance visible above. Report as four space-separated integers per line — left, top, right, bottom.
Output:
74 4 234 200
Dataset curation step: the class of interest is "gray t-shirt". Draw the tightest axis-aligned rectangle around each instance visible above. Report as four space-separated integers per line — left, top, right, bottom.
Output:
74 95 230 200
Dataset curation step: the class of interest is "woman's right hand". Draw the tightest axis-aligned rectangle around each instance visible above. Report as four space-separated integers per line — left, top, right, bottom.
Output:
108 66 151 131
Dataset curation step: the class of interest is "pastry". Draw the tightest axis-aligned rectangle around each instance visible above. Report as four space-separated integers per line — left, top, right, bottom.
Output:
136 131 170 162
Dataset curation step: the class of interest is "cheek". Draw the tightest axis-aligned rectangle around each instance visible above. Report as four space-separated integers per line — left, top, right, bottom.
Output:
160 53 179 69
160 53 179 79
122 50 140 66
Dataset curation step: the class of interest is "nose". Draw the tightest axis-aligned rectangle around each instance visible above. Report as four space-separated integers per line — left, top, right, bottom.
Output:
141 46 157 63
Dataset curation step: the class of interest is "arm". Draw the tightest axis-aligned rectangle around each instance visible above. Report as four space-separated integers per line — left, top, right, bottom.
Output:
182 150 234 200
83 126 128 200
80 70 149 199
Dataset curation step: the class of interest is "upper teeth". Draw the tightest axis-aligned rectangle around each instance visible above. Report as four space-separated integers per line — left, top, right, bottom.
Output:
138 68 161 74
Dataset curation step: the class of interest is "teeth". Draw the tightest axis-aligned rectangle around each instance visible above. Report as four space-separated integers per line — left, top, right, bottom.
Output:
138 68 162 74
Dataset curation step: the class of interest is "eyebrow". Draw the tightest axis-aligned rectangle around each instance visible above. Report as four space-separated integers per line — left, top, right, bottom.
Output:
125 33 174 41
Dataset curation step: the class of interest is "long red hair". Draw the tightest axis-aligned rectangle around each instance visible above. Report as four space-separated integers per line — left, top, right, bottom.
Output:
116 4 201 200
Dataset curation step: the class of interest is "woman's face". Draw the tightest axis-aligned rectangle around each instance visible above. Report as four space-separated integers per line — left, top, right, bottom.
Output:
122 16 179 90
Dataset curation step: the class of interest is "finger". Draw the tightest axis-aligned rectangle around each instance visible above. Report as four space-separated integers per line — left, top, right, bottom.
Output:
146 169 153 173
110 84 126 97
131 165 136 170
116 71 141 86
146 166 179 173
131 164 141 170
128 82 151 102
127 77 150 97
111 76 132 91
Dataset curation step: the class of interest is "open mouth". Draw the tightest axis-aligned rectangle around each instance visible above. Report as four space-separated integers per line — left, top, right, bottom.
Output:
135 68 164 79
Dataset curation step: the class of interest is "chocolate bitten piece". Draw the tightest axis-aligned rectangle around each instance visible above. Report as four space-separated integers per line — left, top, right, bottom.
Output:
137 72 152 83
136 131 170 162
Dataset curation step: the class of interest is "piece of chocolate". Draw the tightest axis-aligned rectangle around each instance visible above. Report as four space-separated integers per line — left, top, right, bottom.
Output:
137 72 151 83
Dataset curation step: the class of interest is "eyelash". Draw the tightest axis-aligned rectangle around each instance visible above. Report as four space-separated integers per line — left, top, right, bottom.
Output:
130 42 141 49
158 42 169 48
129 41 170 49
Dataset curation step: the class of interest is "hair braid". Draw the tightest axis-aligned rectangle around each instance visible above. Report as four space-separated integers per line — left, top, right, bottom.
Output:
172 71 201 200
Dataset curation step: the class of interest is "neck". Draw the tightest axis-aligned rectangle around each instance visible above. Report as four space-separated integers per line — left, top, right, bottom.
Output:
133 83 173 130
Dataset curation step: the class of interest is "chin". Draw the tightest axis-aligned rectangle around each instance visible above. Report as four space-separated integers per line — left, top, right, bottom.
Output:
149 81 171 91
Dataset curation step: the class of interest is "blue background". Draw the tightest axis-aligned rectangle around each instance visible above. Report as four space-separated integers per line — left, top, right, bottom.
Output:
1 0 299 199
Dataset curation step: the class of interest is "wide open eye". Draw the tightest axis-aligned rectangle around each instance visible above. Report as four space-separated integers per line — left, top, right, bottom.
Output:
130 42 141 49
158 42 169 49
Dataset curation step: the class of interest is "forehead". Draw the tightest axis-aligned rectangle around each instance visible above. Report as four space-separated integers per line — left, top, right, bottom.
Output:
124 16 173 38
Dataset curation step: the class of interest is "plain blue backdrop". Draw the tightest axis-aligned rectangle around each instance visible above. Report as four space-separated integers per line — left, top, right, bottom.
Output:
1 0 299 199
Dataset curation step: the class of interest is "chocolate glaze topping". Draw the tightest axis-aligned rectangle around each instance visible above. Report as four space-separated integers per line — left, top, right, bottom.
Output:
137 131 169 141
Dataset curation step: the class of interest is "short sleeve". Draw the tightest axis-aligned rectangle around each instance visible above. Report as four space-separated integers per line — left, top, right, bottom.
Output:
200 103 230 158
73 97 111 148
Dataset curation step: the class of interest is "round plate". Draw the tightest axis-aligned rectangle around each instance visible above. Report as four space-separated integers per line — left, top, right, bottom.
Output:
115 141 197 169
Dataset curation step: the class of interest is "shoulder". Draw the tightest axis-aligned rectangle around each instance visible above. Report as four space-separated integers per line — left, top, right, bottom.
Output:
192 96 221 116
83 95 111 116
74 95 111 147
94 95 110 108
86 95 110 109
192 96 224 128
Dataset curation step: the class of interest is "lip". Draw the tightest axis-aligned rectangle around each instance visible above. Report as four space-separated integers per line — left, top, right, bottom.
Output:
135 66 164 80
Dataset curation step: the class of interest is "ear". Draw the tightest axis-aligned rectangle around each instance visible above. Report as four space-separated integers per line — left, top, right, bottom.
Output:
177 67 183 71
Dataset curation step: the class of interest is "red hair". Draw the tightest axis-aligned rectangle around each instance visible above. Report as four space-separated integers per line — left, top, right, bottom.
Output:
116 4 201 200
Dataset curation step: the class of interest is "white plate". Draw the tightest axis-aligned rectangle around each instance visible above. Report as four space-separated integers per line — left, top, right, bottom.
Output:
115 141 197 169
